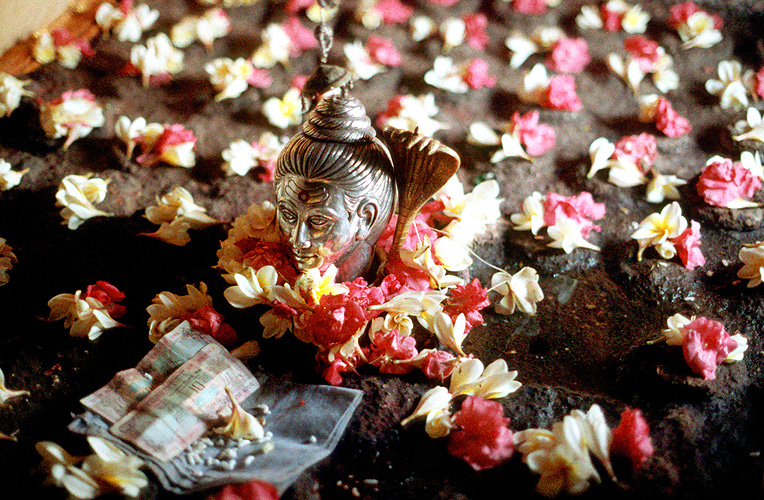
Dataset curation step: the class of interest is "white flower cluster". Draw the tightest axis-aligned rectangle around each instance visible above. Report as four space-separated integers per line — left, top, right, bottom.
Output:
141 187 220 246
170 8 231 50
738 241 764 288
576 1 650 33
55 174 112 230
40 90 105 150
490 268 544 316
146 283 213 343
631 201 686 260
32 30 89 69
401 358 522 438
343 41 386 81
0 238 17 286
37 437 147 499
424 56 470 94
250 24 294 69
515 405 616 497
216 201 280 283
130 33 185 87
377 94 447 138
408 14 480 53
606 48 678 95
205 57 259 101
0 72 33 117
0 159 28 191
262 88 302 129
46 289 123 340
674 8 723 49
221 132 287 176
733 108 764 144
95 2 159 42
504 27 564 69
705 60 756 110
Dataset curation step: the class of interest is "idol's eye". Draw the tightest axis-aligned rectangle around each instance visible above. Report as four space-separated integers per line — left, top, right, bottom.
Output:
279 206 297 225
307 215 331 229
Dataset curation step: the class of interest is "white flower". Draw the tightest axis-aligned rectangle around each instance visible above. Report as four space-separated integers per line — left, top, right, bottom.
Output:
440 179 503 242
213 388 266 441
440 18 466 52
221 132 286 176
519 63 551 104
608 157 648 187
96 2 158 42
171 8 231 50
0 238 17 286
0 367 28 405
547 217 601 253
740 151 764 179
142 187 219 245
251 24 291 69
652 55 680 93
432 236 473 271
575 5 603 30
410 15 436 42
369 290 447 334
705 61 754 110
344 40 386 81
677 11 723 49
263 88 302 129
114 115 151 159
467 122 501 147
400 237 464 289
738 241 764 287
569 405 615 480
433 312 468 357
46 290 123 340
659 312 691 345
32 31 56 65
491 267 544 315
55 174 112 230
424 56 469 94
0 159 28 191
492 132 531 163
733 108 764 143
205 57 255 101
0 72 33 117
646 174 687 203
622 4 650 33
216 201 280 282
510 192 545 234
130 33 184 87
449 358 522 399
607 53 645 95
37 437 147 499
400 386 452 427
259 285 309 338
40 90 105 150
141 219 192 246
637 93 660 122
379 94 446 137
224 266 279 308
631 201 687 260
725 334 748 362
587 137 617 179
146 283 213 343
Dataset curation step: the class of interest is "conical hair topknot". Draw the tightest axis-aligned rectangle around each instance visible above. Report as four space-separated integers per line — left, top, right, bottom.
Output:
302 92 376 144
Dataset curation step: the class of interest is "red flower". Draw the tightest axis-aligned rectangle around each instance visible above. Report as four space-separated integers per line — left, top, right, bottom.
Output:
182 305 238 347
610 407 654 470
462 59 496 90
442 278 490 333
366 35 402 67
543 75 583 111
512 0 547 15
682 317 737 380
377 273 408 300
418 350 456 380
696 157 762 208
368 329 418 374
52 28 95 57
83 281 126 318
463 13 489 50
543 192 605 237
375 0 414 25
384 259 431 291
655 98 692 138
510 110 556 156
282 17 317 56
237 239 299 284
671 220 705 270
214 480 280 500
624 36 661 73
376 213 438 254
601 3 625 31
756 67 764 101
344 277 385 318
447 396 514 471
613 133 657 168
302 293 370 349
668 1 700 27
321 351 363 386
546 37 591 74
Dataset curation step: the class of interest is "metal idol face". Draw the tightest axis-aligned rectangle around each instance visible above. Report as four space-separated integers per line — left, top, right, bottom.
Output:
276 176 360 273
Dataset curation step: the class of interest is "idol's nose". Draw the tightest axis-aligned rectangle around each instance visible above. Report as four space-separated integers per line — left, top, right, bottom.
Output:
291 220 312 250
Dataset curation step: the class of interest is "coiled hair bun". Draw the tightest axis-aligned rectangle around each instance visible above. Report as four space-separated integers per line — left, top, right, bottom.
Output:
302 92 376 144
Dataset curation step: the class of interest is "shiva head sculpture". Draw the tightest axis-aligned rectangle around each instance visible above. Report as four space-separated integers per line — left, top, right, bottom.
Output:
273 89 396 282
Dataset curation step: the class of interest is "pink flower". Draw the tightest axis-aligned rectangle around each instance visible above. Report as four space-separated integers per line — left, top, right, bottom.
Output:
696 157 762 207
543 192 606 237
543 75 583 111
375 94 406 129
384 259 432 291
755 66 764 101
668 1 700 27
447 396 514 471
671 220 705 270
214 479 280 500
655 98 692 138
182 305 238 347
510 110 556 156
377 213 439 254
286 0 313 14
429 0 460 6
322 356 356 386
290 74 309 92
546 37 591 74
366 35 402 67
303 292 371 349
624 36 661 73
512 0 547 15
83 281 126 318
246 68 272 89
418 350 456 380
463 13 489 50
52 28 94 57
375 0 414 24
610 408 654 470
368 329 418 374
682 317 737 380
601 3 625 31
442 278 490 333
462 59 496 90
377 273 409 300
344 277 385 317
613 133 657 168
282 17 317 57
237 239 299 283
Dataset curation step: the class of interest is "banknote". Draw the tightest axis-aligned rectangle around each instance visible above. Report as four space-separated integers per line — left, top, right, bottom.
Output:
81 322 259 462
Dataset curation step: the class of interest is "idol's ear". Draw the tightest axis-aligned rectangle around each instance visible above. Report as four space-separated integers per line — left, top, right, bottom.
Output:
356 199 379 241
